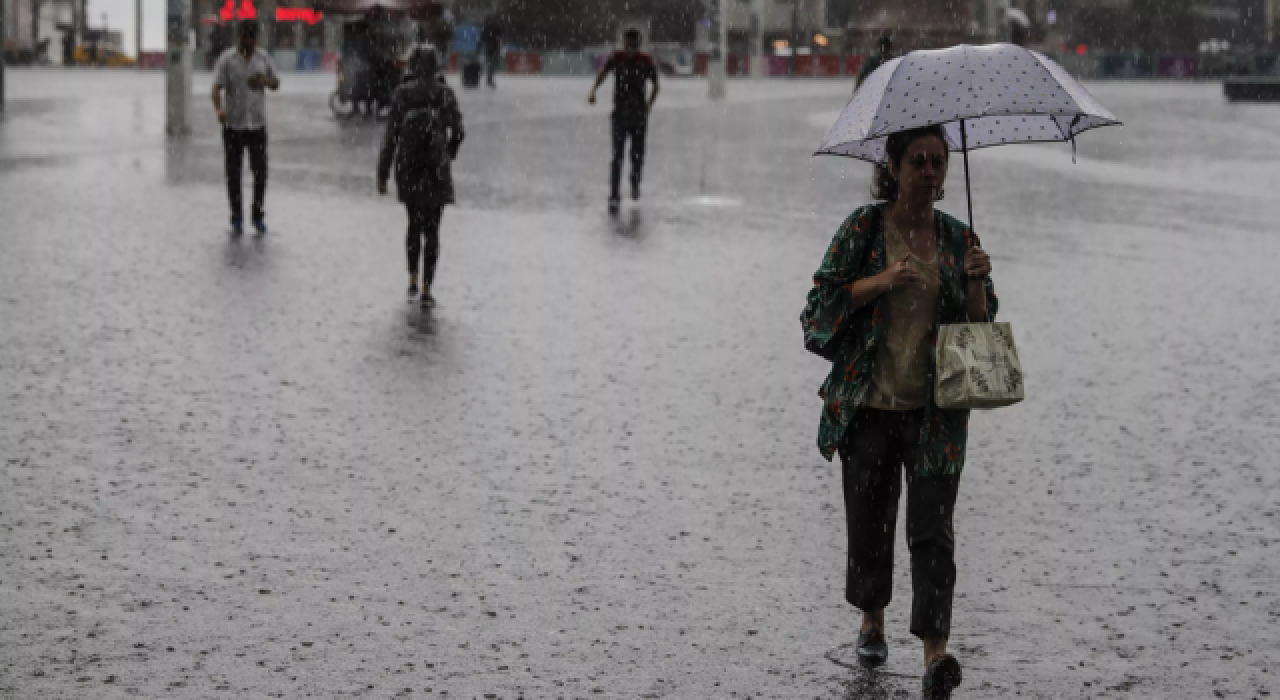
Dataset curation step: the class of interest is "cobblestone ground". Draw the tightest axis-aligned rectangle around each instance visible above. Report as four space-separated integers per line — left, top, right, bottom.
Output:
2 70 1278 699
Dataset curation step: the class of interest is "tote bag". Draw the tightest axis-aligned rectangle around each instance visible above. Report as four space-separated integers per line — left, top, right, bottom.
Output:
934 322 1025 410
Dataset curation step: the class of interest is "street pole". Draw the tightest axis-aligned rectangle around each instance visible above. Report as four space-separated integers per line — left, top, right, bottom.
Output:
1 0 7 113
750 0 763 79
1268 0 1278 47
135 0 141 67
165 0 191 136
707 0 726 98
788 0 796 77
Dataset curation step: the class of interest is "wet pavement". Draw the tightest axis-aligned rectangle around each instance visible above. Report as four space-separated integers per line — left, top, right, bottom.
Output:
2 70 1279 698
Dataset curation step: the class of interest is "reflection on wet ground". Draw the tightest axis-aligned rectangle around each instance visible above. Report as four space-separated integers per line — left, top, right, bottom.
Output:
2 71 1279 698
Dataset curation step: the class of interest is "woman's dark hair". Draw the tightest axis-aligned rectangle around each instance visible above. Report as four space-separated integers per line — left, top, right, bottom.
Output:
871 124 950 201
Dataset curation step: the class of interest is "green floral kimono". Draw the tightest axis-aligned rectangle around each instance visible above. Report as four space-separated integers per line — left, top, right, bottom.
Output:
800 203 999 476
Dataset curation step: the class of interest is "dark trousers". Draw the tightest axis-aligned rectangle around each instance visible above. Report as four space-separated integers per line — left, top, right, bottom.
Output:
405 201 444 286
610 116 647 200
223 127 268 223
839 408 961 640
485 51 500 86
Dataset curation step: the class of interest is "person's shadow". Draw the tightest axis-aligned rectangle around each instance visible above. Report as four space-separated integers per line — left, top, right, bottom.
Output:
826 643 915 699
609 208 644 238
402 301 439 336
224 231 267 269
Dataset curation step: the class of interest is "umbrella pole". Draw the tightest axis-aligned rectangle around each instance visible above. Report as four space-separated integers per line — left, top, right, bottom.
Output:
960 118 974 230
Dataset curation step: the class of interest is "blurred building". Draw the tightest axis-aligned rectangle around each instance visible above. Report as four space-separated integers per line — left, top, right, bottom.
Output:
1052 0 1271 53
1270 0 1280 45
5 0 90 64
719 0 828 54
835 0 980 52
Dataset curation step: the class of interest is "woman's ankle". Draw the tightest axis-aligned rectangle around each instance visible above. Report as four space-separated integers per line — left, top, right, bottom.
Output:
922 638 948 666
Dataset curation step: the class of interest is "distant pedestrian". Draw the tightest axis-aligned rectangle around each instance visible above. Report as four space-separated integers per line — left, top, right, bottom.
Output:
211 21 280 236
855 34 893 92
480 17 503 88
800 124 997 699
424 6 454 66
377 44 465 309
587 29 660 213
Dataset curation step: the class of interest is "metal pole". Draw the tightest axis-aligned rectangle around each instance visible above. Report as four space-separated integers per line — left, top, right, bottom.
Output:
750 0 762 80
135 0 141 67
789 0 796 76
165 0 191 136
961 118 974 229
1 0 7 113
708 0 725 99
0 0 6 113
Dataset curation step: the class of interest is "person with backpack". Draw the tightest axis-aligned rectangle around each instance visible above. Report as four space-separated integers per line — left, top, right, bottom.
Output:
377 44 465 308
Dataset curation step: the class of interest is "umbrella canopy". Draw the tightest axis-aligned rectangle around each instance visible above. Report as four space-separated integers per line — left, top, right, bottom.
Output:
816 43 1120 164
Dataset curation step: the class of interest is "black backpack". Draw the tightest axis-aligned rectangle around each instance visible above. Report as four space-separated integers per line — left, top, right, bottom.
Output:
396 97 448 186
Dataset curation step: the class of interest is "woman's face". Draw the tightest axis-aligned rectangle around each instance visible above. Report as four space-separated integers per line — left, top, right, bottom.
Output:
889 134 948 204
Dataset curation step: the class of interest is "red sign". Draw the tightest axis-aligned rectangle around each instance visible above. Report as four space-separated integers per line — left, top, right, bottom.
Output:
844 55 864 77
139 51 166 69
504 51 542 74
218 0 322 23
793 54 841 77
219 0 256 20
276 7 324 23
727 54 748 76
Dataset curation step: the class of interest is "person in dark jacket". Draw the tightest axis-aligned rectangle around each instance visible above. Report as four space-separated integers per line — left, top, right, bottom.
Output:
856 34 893 92
480 17 503 88
376 44 465 308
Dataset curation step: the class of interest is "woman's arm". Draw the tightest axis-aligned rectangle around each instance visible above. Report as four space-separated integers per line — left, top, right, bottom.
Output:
375 99 402 193
444 91 465 159
852 257 917 309
802 210 913 358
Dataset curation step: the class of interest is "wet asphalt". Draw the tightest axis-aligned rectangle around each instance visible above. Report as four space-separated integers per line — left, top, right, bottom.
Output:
1 70 1279 698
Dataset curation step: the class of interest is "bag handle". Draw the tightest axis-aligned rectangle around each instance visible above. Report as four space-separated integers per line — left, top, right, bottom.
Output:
958 219 992 324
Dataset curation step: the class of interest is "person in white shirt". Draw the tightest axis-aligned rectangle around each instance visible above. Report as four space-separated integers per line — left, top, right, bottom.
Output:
211 22 280 235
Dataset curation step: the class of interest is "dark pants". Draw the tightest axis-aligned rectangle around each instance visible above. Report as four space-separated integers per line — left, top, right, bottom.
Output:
485 51 500 86
839 408 961 640
610 116 647 200
223 127 268 223
405 201 444 286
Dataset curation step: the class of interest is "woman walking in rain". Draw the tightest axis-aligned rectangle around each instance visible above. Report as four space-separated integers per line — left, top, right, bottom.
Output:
377 43 465 308
800 125 996 700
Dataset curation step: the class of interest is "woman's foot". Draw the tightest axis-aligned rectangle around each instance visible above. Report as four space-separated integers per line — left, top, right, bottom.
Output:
420 290 435 309
408 275 419 300
921 654 962 699
855 629 888 668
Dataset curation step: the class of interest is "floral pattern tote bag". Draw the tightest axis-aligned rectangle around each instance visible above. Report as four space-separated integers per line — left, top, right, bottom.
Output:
934 322 1025 410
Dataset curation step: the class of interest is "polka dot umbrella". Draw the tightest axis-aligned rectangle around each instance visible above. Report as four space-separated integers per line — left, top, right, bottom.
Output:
816 43 1122 230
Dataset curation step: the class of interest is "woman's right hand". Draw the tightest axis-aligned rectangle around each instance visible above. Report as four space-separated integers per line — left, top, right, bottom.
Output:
881 255 920 291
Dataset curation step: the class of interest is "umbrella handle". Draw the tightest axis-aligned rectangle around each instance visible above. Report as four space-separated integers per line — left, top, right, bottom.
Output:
960 118 974 232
